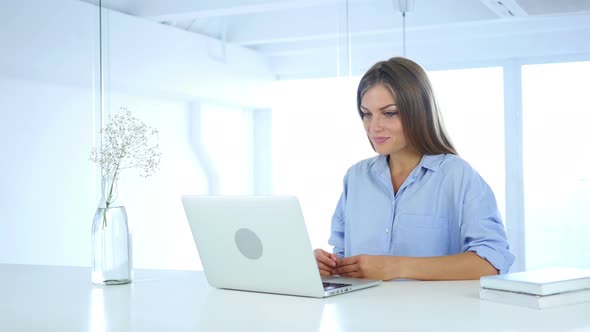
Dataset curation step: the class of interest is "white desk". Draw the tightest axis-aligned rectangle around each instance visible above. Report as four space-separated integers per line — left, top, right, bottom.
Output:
2 264 589 331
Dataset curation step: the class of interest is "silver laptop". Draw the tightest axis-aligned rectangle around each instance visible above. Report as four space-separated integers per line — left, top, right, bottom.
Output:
181 195 381 298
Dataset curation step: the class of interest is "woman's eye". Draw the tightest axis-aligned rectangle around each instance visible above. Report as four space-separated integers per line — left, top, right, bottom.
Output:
361 112 372 118
384 111 398 117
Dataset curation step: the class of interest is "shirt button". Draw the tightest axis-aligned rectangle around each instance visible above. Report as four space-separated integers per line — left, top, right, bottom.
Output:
385 228 389 233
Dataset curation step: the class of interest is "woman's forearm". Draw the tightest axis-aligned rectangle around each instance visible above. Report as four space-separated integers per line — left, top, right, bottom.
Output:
396 251 498 280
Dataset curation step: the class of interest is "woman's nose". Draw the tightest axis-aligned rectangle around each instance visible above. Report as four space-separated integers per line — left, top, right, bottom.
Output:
369 115 384 132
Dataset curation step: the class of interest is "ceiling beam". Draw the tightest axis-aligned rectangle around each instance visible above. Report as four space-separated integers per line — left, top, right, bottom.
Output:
237 13 590 47
479 0 528 17
223 0 499 46
131 0 342 21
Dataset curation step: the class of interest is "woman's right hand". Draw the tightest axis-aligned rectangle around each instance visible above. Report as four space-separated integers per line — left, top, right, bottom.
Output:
314 248 339 276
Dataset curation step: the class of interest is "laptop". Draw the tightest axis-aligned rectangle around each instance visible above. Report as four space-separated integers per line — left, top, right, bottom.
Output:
181 195 382 298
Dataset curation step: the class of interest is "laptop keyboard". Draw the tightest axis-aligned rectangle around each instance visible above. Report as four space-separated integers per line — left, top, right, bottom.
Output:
323 282 352 291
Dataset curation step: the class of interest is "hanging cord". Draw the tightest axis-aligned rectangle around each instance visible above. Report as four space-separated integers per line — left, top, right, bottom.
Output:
402 10 406 57
397 0 414 57
99 0 102 97
98 0 104 150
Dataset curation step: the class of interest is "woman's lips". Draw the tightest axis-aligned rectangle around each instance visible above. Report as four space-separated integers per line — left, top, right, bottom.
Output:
372 137 389 144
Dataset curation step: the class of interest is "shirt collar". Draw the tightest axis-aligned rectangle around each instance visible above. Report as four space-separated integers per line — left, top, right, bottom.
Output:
419 154 446 172
369 154 389 174
370 153 446 174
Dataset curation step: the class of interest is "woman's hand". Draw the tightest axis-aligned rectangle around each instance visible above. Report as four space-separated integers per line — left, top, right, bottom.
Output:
314 249 339 276
333 254 399 280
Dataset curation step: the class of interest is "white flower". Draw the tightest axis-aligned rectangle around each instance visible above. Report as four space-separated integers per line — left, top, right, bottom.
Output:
90 108 161 207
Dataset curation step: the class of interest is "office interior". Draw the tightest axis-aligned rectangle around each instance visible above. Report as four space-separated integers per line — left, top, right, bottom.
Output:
1 0 589 274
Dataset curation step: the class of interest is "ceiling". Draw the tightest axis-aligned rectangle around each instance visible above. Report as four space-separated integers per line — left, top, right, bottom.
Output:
88 0 590 78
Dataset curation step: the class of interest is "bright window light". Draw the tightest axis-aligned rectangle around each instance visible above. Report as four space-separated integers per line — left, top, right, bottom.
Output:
522 61 590 269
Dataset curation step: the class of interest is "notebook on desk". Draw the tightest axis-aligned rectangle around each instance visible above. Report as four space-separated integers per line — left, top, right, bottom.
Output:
181 195 381 298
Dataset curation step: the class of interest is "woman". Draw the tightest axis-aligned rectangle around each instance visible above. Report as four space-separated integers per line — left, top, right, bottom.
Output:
314 57 514 280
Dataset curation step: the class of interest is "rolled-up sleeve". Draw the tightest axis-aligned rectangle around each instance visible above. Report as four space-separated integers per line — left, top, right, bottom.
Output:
460 170 515 274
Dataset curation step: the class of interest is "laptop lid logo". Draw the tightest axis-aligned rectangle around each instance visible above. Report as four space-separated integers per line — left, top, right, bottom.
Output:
234 228 263 259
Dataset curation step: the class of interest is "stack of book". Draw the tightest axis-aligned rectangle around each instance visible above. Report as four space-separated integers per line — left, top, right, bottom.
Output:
479 267 590 309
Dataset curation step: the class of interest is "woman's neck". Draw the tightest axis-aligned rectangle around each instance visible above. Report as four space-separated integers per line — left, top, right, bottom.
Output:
388 150 423 175
387 150 423 195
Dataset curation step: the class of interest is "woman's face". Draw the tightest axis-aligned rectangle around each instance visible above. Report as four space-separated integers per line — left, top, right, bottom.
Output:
360 83 409 156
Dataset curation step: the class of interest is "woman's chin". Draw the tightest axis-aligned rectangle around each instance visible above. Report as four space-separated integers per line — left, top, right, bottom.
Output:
374 147 392 155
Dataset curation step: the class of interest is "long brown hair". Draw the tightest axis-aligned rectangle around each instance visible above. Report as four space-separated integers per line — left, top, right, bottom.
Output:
357 57 457 155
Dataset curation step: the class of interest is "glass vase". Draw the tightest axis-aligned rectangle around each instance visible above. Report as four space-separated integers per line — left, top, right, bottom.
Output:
91 177 133 285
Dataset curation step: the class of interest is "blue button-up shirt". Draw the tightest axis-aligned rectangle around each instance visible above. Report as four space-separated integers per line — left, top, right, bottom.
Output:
328 154 515 274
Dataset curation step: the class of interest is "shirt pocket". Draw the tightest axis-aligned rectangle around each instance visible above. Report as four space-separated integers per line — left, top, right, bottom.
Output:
394 214 451 257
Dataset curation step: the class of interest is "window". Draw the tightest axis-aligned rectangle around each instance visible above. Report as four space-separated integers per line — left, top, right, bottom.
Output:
522 61 590 269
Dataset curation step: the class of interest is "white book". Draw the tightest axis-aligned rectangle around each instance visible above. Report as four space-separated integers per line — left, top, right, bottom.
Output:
479 287 590 309
480 267 590 296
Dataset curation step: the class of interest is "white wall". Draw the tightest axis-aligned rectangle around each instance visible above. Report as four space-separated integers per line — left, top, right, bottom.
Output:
0 0 99 266
0 0 99 88
0 78 97 266
0 0 273 268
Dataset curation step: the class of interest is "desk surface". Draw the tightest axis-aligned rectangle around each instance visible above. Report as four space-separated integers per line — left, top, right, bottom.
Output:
2 264 589 331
